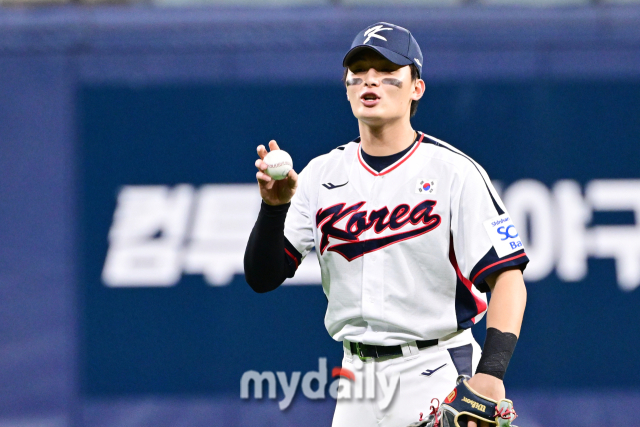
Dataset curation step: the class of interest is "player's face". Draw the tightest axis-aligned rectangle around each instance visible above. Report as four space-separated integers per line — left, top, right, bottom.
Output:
345 50 424 125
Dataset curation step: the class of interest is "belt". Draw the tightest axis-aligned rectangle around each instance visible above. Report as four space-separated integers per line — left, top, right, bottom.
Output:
349 339 438 360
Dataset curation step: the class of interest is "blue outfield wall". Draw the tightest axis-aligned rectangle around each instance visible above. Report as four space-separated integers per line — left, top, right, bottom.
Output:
1 5 640 427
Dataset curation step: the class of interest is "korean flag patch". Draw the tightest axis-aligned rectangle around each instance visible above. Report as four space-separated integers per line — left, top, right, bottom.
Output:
483 214 524 258
416 179 437 195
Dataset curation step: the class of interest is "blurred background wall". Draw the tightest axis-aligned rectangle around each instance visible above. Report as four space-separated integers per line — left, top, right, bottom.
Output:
0 2 639 427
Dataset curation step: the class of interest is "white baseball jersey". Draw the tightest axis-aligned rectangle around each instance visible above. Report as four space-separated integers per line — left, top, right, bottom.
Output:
284 131 528 346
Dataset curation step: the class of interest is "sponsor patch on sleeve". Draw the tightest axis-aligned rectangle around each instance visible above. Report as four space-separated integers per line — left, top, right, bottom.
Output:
482 214 523 258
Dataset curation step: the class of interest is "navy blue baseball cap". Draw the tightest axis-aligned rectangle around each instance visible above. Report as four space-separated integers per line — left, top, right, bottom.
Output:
343 22 423 78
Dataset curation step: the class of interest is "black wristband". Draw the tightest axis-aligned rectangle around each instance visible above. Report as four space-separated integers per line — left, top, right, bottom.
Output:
476 327 518 380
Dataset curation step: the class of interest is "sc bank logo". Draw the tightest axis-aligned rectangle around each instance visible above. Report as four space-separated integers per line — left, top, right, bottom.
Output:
484 215 523 257
498 224 521 249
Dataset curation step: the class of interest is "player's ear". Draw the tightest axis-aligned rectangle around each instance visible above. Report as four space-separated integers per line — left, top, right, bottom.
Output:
411 78 426 102
344 69 351 101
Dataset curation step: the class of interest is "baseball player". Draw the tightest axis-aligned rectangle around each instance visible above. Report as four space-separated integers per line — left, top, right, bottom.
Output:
244 22 528 427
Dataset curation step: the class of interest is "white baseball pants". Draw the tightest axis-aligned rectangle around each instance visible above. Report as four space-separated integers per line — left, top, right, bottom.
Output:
331 329 481 427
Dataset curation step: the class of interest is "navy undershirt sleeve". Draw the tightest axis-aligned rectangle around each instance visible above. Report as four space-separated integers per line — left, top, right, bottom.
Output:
244 201 298 293
360 141 415 172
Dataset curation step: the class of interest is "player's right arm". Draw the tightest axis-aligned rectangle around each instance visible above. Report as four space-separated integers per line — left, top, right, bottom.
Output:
244 140 301 293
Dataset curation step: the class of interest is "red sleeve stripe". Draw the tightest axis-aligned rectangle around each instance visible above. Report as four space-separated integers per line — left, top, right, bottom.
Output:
471 252 528 284
284 248 299 269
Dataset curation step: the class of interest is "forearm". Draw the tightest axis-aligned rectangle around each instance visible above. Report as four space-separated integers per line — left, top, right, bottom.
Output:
474 268 526 381
485 268 527 337
243 201 296 293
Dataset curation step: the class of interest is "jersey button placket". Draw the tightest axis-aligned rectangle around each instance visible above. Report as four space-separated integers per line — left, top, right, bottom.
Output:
361 176 385 327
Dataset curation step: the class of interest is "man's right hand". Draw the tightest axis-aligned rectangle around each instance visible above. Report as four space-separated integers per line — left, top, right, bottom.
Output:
255 140 298 206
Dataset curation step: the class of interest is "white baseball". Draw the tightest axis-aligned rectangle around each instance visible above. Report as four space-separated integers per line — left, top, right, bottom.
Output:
264 150 293 181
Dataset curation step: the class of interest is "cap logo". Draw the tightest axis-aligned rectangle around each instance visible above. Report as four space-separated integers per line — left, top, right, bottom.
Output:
363 25 393 44
414 58 422 67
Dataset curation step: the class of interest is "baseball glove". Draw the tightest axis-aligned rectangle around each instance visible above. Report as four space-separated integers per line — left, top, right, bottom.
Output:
407 376 518 427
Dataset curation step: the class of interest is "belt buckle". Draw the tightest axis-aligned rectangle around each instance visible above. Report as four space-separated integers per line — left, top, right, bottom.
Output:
355 342 372 361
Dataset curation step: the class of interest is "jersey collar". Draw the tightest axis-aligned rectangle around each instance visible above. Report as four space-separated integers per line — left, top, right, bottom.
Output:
357 131 425 177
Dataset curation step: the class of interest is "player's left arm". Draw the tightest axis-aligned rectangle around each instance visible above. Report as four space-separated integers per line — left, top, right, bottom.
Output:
467 267 526 427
